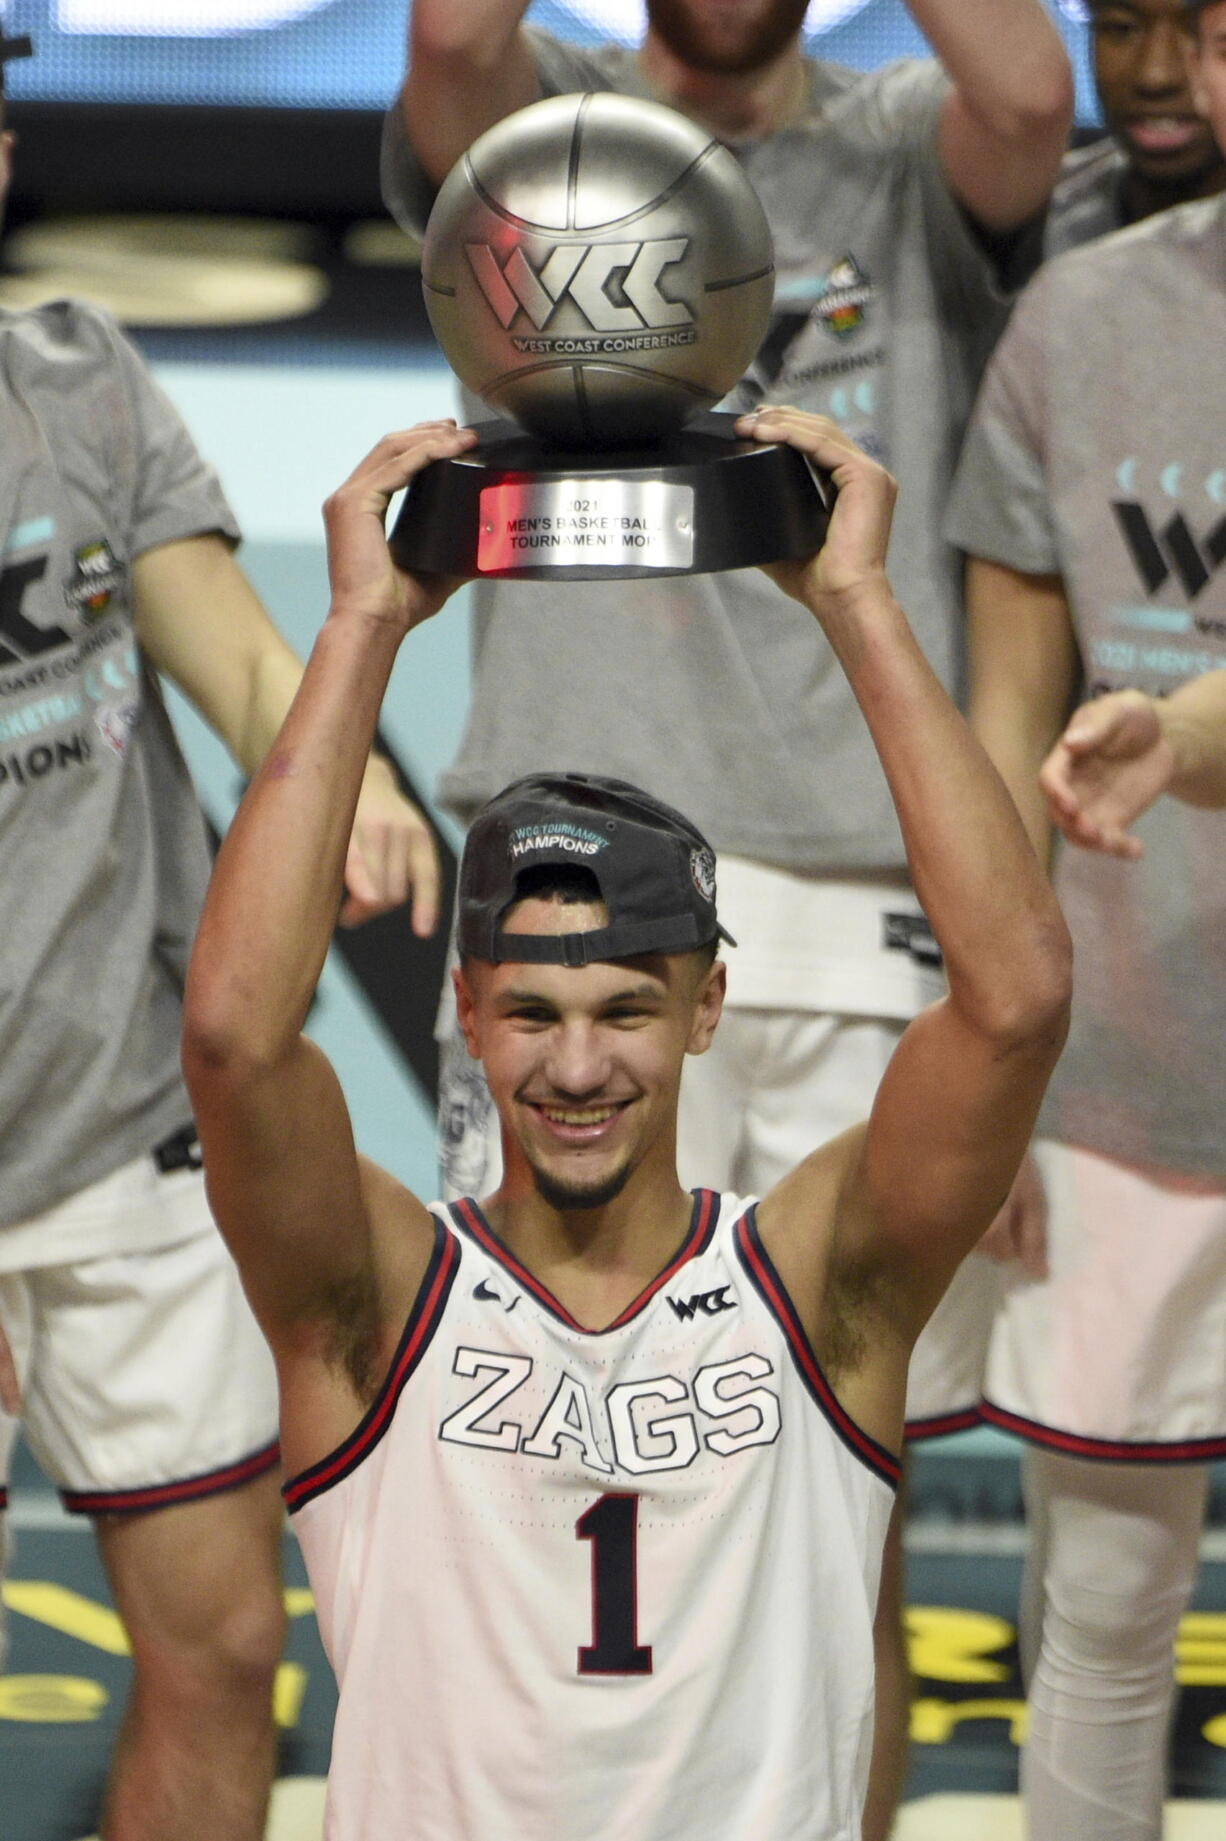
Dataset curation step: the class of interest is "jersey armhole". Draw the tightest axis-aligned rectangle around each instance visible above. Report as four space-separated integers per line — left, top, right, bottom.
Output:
734 1207 900 1491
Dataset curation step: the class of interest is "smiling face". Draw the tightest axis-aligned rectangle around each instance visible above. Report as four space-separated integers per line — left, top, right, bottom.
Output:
1089 0 1222 185
455 896 724 1212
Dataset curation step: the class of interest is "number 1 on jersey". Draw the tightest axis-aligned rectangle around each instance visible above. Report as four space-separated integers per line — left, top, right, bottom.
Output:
576 1492 653 1676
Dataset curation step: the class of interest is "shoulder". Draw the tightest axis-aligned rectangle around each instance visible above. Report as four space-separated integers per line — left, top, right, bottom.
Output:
1056 136 1125 193
1152 188 1226 258
1052 136 1124 202
784 55 946 175
0 296 127 367
807 54 945 129
1044 139 1126 258
1039 190 1222 305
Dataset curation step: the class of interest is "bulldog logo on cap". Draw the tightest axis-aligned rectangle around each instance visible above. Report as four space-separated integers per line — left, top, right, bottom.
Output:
689 846 716 905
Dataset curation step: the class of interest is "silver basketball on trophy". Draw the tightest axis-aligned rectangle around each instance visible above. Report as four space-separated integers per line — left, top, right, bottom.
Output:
421 91 775 448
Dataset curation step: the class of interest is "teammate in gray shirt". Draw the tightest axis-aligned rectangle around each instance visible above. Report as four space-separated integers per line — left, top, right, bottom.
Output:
385 0 1073 1829
0 28 437 1840
1048 0 1225 255
947 4 1226 1831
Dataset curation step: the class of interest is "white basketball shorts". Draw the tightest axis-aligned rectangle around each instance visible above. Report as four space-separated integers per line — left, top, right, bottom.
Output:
982 1138 1226 1460
0 1146 279 1514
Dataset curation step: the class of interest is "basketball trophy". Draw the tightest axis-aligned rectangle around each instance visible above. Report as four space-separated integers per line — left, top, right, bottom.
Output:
391 91 829 581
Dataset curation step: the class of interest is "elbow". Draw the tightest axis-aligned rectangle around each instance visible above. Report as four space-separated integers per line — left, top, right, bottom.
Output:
410 10 497 72
181 969 293 1096
1018 926 1073 1054
993 63 1075 150
960 909 1073 1056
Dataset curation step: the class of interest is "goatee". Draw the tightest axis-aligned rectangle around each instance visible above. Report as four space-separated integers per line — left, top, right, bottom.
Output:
531 1161 632 1212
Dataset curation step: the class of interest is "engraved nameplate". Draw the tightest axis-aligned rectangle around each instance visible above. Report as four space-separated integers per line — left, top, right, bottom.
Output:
477 477 695 573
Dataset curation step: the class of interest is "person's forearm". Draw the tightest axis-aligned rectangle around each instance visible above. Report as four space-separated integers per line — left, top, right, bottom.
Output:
967 559 1079 869
970 673 1057 869
227 642 305 778
908 0 1071 139
1158 672 1226 807
226 641 399 809
408 0 532 73
812 578 1069 1027
186 609 404 1069
401 0 538 185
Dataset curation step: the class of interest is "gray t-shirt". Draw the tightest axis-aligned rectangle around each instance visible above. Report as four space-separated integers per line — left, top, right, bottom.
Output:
946 196 1226 1175
0 301 239 1227
383 36 1016 872
1044 137 1128 257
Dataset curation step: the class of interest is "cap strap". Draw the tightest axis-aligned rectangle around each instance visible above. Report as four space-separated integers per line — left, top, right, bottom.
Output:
486 913 706 965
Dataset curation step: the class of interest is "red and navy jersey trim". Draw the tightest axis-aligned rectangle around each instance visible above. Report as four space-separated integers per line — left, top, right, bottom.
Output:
284 1217 461 1514
61 1438 280 1517
982 1399 1226 1464
448 1187 720 1335
905 1406 984 1443
735 1207 901 1491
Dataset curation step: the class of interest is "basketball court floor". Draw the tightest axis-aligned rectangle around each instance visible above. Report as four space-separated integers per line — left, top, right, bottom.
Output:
1 212 1224 1837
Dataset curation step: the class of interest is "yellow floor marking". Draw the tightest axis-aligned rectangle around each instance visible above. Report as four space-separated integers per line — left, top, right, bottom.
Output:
0 1674 108 1722
273 1662 308 1730
2 1583 129 1655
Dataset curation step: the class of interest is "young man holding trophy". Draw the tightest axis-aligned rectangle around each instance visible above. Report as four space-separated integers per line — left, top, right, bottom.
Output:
383 0 1074 1827
182 406 1071 1840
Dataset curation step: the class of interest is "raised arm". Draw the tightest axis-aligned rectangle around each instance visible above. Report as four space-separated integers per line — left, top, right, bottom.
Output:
1039 673 1226 857
399 0 540 188
911 0 1074 231
745 409 1071 1344
181 424 477 1460
134 532 441 933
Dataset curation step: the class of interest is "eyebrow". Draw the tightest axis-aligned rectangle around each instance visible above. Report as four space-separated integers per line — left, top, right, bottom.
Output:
497 981 665 1006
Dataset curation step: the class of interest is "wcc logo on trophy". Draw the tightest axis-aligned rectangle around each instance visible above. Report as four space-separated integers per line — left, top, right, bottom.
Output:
465 233 697 346
393 91 829 582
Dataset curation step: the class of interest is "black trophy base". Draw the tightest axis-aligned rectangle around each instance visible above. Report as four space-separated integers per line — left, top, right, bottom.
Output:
390 411 830 581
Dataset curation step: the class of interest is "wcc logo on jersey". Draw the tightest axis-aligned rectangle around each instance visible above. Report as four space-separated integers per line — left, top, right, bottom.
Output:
466 238 696 348
667 1285 736 1322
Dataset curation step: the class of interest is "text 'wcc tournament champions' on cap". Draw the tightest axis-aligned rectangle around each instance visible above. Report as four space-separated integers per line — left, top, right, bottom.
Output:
458 773 736 967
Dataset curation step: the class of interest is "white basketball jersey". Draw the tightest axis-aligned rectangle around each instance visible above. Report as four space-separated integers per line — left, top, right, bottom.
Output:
288 1190 899 1840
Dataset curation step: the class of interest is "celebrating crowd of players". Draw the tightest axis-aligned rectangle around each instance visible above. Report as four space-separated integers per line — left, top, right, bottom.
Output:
1 1 1225 1838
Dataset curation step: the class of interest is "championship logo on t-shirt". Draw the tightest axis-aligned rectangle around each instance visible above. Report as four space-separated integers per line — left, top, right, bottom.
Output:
814 257 877 340
64 539 125 620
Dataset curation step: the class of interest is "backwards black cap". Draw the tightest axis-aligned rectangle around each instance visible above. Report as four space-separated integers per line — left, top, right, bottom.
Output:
0 18 32 72
458 772 736 966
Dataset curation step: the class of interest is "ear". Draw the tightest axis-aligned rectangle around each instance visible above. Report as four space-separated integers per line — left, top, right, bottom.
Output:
685 957 726 1057
453 963 483 1061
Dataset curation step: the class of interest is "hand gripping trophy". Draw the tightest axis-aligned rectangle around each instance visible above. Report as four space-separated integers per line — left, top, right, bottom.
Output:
392 91 829 581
